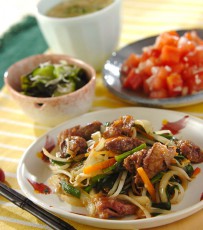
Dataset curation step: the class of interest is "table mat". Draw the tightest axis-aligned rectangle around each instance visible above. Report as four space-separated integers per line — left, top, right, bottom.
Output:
0 16 48 89
1 0 203 230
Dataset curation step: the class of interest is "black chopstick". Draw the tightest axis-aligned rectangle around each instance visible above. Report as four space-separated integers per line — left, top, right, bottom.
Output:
0 182 76 230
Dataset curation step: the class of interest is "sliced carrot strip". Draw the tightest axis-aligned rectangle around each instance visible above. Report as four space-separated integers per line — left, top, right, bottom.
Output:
192 167 201 177
136 127 155 141
137 167 156 202
83 158 116 174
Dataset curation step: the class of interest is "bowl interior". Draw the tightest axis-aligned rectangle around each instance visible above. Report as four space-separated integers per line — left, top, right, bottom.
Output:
4 54 95 97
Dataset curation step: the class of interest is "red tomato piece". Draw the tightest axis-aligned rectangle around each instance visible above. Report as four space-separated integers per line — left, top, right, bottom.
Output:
138 59 154 77
195 72 203 91
185 78 195 94
181 64 195 80
160 45 181 64
121 53 140 75
150 67 169 91
185 47 203 65
167 73 183 96
141 48 161 62
184 31 203 45
155 31 179 50
170 62 184 74
178 38 195 57
123 69 143 90
186 72 203 93
195 47 203 64
143 79 150 95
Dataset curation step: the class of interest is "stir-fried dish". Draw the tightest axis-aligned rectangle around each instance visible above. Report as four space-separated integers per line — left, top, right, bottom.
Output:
43 115 203 219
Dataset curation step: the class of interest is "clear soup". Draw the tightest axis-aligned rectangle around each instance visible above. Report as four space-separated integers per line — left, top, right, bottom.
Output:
46 0 114 18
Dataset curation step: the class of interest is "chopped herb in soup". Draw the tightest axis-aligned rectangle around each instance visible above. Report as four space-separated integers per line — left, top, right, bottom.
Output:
21 61 89 98
46 0 113 18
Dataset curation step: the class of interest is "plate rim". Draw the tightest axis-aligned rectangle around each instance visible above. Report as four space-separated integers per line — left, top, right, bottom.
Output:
17 107 203 229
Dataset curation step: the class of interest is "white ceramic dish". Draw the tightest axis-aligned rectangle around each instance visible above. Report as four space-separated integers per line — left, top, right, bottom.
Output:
103 29 203 108
4 54 96 126
17 107 203 229
36 0 122 71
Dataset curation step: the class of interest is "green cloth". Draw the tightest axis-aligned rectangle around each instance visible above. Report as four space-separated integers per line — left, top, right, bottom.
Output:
0 16 48 89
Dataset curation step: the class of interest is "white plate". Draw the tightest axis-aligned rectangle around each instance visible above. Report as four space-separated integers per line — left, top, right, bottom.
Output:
103 29 203 108
17 107 203 229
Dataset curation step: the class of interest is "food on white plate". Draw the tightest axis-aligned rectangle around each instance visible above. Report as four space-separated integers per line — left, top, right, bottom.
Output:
41 115 202 219
121 31 203 99
21 60 89 97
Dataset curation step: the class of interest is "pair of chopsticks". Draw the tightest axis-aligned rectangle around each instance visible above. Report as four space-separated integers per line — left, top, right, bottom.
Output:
0 182 76 230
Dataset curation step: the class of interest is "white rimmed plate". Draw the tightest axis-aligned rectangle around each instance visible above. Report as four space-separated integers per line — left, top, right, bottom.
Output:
103 29 203 108
17 107 203 229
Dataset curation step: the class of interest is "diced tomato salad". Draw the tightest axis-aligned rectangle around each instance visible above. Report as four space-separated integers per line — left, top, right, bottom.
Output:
121 31 203 98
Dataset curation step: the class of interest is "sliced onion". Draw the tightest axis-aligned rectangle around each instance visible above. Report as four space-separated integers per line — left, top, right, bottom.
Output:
74 173 91 187
159 170 189 203
129 190 151 207
53 169 72 179
95 138 105 151
49 163 71 171
154 130 172 135
135 119 153 134
42 148 71 162
108 172 123 196
169 166 192 181
152 134 175 146
118 194 151 218
91 131 101 142
170 182 185 204
109 171 128 197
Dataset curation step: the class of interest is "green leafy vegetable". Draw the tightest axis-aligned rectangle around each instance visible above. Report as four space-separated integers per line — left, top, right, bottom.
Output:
184 164 194 177
21 61 88 97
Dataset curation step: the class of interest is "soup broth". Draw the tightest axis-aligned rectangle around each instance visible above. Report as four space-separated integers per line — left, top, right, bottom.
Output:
46 0 114 18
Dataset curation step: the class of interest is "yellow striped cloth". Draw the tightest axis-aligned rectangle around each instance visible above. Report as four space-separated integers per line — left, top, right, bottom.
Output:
1 0 203 230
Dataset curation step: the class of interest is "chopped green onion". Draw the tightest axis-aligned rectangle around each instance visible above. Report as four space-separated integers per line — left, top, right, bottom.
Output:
60 180 81 198
50 159 67 166
174 154 186 160
151 172 164 184
84 174 107 193
84 184 94 193
160 133 174 139
103 162 122 173
91 174 107 183
152 202 171 210
115 143 146 163
184 164 194 177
